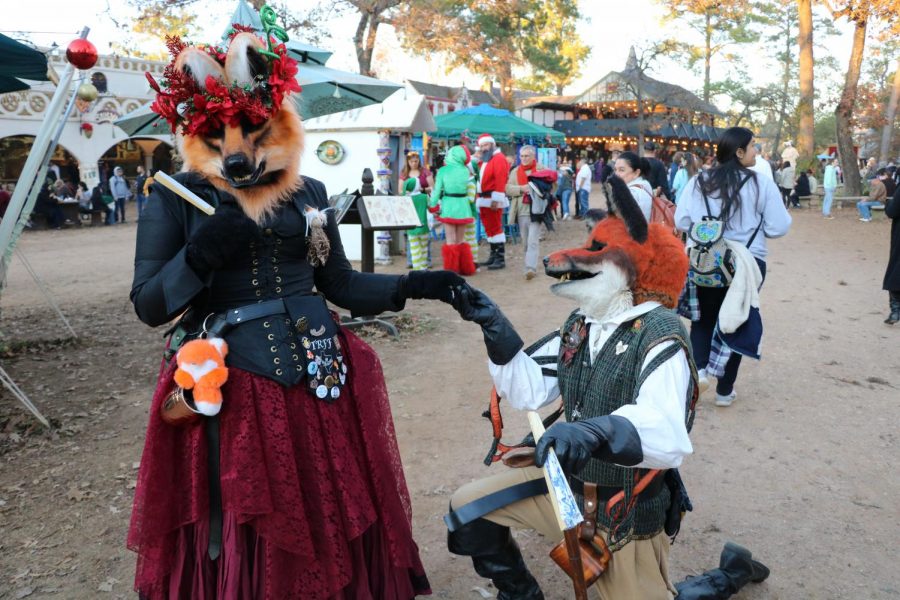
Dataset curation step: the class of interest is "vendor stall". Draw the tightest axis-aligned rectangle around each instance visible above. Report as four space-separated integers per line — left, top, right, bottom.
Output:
301 89 436 260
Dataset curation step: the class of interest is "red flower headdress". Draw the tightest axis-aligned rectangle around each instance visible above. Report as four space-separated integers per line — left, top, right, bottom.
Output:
146 7 301 137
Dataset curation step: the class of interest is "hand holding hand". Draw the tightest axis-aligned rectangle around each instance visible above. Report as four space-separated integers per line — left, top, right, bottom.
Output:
400 270 466 304
451 285 523 364
451 285 498 325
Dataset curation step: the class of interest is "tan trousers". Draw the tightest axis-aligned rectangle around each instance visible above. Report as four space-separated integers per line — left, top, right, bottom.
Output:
516 215 542 273
451 466 677 600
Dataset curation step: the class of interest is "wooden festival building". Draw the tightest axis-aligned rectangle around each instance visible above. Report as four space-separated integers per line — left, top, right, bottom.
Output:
515 49 725 162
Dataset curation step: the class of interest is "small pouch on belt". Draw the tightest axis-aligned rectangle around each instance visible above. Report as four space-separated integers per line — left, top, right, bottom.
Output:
284 296 347 402
548 482 612 588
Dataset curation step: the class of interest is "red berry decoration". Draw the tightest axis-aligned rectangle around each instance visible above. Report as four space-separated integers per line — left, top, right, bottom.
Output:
66 39 98 70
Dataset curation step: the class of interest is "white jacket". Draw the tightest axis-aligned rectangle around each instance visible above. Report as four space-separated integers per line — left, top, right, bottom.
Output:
719 240 762 334
628 177 653 222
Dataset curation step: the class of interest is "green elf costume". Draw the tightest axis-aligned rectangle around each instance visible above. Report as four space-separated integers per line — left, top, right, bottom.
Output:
404 177 431 270
431 145 477 275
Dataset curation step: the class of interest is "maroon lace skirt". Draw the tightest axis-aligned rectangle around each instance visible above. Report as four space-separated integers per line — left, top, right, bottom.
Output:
128 330 431 599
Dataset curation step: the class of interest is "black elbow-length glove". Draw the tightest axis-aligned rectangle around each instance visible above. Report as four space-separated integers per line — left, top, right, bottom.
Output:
451 285 523 365
395 270 467 305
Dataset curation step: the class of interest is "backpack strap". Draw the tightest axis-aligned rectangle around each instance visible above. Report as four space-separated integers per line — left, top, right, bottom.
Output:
746 218 764 249
699 172 755 221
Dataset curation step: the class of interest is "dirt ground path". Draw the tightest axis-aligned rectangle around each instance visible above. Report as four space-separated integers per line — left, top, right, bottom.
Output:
0 196 897 599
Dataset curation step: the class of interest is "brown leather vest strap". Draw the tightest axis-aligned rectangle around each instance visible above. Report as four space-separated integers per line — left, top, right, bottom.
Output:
581 483 599 542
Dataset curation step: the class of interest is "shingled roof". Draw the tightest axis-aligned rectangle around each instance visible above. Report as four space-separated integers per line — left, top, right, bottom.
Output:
574 48 722 116
406 80 498 106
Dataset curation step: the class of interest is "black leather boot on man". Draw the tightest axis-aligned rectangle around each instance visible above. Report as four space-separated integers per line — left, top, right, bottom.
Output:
885 292 900 325
480 243 499 268
448 517 544 600
674 542 770 600
488 243 506 270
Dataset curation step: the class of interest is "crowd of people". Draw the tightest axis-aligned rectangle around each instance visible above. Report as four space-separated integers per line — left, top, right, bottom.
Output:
0 165 153 230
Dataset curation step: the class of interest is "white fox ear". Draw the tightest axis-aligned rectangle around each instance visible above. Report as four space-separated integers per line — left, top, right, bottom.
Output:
225 32 269 87
174 48 225 91
208 337 228 358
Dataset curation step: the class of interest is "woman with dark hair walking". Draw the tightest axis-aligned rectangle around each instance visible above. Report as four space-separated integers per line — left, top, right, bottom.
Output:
674 127 791 407
613 151 654 220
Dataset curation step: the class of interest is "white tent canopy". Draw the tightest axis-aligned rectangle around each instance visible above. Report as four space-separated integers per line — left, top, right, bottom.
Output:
303 90 436 133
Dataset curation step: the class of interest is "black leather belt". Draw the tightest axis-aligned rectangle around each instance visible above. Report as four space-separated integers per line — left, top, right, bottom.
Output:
443 193 468 197
444 478 548 532
568 474 665 501
205 299 289 337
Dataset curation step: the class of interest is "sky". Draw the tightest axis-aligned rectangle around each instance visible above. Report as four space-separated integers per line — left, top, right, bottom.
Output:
3 0 861 112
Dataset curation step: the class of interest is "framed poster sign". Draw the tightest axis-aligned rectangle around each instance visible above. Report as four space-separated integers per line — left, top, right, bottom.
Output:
358 196 420 230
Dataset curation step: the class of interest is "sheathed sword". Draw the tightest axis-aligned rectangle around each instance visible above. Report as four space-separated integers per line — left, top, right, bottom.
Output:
527 411 589 600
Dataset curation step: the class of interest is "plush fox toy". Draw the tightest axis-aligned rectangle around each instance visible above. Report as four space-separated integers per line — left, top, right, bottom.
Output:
173 338 229 416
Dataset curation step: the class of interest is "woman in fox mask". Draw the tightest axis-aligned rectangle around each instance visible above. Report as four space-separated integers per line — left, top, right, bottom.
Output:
128 16 462 599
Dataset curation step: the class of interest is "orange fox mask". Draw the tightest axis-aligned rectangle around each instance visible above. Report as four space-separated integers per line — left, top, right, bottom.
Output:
173 338 229 417
152 32 305 223
544 176 688 317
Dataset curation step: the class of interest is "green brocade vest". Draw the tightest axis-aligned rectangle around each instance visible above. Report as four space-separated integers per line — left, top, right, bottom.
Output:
557 306 695 548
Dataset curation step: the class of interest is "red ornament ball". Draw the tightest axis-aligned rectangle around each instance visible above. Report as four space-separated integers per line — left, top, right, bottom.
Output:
66 39 98 70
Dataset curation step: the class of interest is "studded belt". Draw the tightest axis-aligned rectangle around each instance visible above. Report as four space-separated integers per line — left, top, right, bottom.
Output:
205 299 293 337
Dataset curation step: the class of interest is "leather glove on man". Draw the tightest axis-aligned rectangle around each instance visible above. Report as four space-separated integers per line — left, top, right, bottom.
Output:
451 285 523 365
185 204 260 275
534 416 643 474
395 270 466 305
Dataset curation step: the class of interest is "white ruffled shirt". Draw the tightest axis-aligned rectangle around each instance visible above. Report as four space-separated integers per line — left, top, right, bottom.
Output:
488 302 693 469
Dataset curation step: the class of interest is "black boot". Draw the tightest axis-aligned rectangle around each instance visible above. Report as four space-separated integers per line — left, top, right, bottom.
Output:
885 293 900 325
674 542 769 600
479 243 498 267
488 243 506 270
448 517 544 600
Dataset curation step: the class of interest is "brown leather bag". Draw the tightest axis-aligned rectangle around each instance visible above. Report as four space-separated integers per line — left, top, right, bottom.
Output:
548 482 612 588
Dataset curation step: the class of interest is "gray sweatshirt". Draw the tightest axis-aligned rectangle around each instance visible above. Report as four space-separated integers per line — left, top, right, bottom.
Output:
674 171 792 260
109 175 130 200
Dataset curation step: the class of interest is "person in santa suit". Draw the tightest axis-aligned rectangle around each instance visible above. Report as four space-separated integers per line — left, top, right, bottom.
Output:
476 133 510 270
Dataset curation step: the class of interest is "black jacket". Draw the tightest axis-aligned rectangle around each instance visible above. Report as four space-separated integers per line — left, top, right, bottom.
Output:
131 172 405 385
793 173 810 197
646 157 670 199
884 186 900 291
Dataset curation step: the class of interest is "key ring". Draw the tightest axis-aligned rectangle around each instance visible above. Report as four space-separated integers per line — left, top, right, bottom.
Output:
199 313 215 339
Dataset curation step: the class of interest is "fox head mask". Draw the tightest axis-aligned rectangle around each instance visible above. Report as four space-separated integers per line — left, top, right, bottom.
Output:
148 30 304 223
544 176 688 320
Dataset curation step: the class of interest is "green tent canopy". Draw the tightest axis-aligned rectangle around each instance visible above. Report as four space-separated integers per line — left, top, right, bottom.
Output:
0 33 49 93
432 104 565 145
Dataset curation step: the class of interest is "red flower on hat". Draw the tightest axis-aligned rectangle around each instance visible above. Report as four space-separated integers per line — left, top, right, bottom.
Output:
145 32 302 138
268 44 301 110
